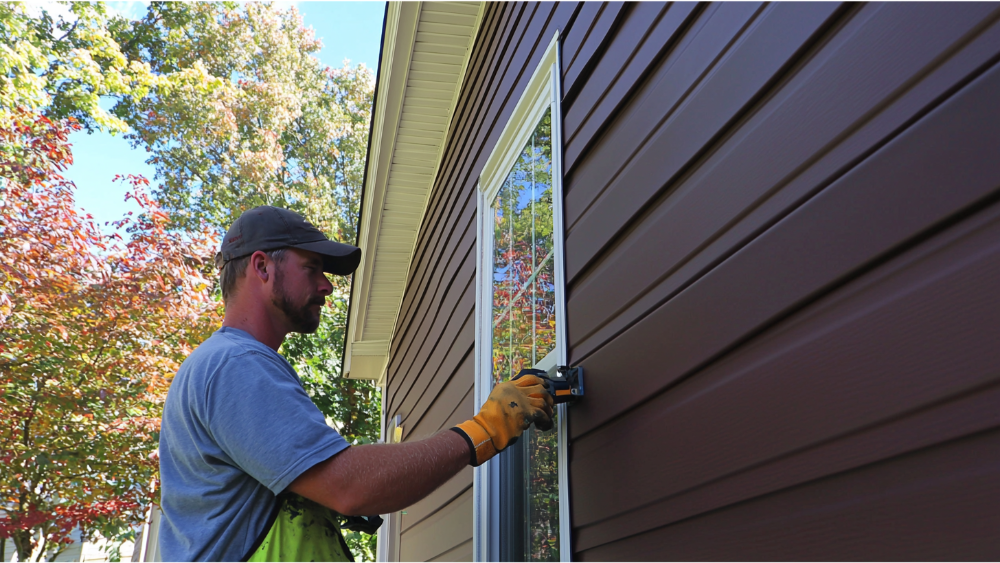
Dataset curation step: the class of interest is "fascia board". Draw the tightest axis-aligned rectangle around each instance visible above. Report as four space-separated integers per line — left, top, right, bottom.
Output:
345 1 420 378
384 2 486 368
347 2 484 381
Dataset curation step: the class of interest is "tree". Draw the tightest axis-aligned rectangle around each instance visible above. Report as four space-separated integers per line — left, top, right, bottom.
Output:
114 2 373 245
0 108 221 562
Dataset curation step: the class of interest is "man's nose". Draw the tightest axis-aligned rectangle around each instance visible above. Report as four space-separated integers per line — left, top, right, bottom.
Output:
319 275 333 295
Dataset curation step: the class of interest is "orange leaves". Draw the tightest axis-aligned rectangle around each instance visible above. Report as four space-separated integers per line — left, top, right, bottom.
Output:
52 324 68 340
2 109 222 555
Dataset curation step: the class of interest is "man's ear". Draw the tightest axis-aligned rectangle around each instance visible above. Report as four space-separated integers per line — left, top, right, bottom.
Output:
249 251 270 283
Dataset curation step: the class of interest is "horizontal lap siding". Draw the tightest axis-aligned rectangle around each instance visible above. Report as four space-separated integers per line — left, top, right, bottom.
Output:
399 490 474 562
581 429 1000 560
573 191 1000 551
561 2 628 107
560 0 1000 559
563 1 839 282
562 2 700 174
385 2 582 560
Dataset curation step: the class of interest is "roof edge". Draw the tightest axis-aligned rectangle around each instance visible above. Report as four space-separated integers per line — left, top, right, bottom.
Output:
344 2 485 382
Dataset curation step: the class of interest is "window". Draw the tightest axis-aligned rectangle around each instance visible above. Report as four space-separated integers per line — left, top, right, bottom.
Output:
475 32 569 562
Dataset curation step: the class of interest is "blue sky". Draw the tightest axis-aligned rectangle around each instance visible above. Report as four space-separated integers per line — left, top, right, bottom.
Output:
67 2 385 232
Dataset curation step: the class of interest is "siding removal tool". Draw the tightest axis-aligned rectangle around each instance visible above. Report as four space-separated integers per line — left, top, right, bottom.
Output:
515 366 585 405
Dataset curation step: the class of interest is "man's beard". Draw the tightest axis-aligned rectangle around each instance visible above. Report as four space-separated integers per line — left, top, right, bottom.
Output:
271 267 324 333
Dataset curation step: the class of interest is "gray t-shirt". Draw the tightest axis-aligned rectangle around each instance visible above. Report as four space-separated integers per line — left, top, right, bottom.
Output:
159 327 350 562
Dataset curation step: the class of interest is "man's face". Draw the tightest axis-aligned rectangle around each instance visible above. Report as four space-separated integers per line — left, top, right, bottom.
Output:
270 249 333 333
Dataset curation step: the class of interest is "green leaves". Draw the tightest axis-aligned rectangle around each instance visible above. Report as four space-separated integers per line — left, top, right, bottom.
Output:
110 3 374 238
0 2 160 135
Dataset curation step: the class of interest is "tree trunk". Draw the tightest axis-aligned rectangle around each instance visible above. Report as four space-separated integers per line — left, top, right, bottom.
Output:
12 529 32 562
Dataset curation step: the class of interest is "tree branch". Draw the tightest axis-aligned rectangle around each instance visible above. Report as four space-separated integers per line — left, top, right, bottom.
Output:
54 21 79 43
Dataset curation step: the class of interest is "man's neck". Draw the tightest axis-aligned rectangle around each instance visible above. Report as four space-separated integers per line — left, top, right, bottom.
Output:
222 305 286 351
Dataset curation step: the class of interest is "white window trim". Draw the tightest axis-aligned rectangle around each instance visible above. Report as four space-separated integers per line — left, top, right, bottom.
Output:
473 30 570 562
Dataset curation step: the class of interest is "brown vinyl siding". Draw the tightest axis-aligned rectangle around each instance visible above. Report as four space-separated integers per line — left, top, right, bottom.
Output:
400 489 475 562
382 1 1000 559
561 2 629 105
561 0 1000 559
573 197 1000 554
562 2 698 172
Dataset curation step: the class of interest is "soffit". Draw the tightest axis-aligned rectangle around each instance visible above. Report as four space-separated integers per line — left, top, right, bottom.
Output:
345 1 483 380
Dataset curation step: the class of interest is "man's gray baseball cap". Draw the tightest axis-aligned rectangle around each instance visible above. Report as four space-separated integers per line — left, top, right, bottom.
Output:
219 206 361 275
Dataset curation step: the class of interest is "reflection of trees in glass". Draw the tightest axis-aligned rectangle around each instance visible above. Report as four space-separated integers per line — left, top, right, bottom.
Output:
491 110 554 379
489 109 559 561
527 413 559 561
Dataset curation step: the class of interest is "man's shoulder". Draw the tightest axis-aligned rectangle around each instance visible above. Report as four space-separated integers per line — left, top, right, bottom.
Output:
175 328 280 388
186 328 275 366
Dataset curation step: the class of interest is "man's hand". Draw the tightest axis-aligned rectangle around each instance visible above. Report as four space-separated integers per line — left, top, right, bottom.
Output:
451 373 555 466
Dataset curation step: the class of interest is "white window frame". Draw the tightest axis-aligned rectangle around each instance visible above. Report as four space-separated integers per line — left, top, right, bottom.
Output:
473 31 570 562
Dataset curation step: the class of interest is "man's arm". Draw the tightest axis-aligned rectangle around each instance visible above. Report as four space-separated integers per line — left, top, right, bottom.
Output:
288 429 469 516
289 373 554 516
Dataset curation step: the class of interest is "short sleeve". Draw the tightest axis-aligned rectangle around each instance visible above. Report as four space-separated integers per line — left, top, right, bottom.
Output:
204 351 350 494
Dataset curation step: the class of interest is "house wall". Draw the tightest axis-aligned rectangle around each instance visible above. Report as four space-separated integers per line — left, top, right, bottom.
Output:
0 529 136 562
385 1 1000 560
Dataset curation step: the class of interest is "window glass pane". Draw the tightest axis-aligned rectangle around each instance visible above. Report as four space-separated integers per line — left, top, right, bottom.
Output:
490 107 558 561
526 414 559 562
511 143 534 297
525 108 557 562
492 310 511 387
493 180 511 323
532 258 556 364
531 112 554 275
510 289 533 377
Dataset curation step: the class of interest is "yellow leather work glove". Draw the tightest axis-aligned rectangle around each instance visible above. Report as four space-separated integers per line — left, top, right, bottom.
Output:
451 373 555 466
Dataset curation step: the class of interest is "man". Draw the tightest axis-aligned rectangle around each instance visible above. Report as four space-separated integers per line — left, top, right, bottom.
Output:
159 206 554 561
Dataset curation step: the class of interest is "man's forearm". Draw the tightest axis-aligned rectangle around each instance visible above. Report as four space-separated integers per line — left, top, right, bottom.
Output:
290 376 554 516
290 429 470 516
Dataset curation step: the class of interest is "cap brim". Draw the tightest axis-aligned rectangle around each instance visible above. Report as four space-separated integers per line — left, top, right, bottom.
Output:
292 240 362 275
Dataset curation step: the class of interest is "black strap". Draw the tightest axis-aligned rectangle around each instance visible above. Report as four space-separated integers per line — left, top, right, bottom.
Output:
240 494 285 562
450 426 478 466
336 524 356 563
